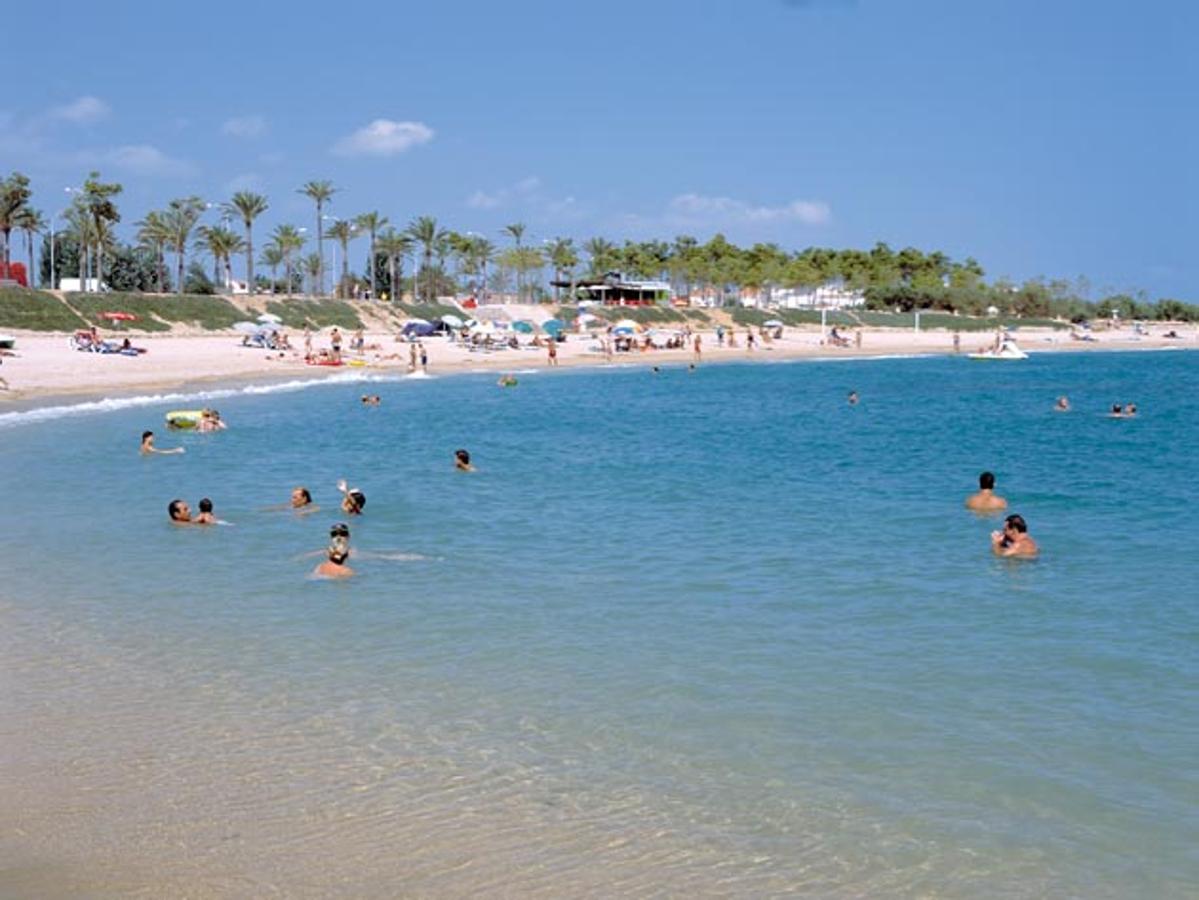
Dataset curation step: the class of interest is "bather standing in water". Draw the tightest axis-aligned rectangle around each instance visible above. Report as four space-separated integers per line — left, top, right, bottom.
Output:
991 513 1038 558
314 523 355 578
966 471 1007 512
141 430 184 454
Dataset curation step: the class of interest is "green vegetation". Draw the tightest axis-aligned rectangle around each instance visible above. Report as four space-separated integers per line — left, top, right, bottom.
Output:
0 287 86 331
396 302 462 322
64 292 244 331
262 299 363 329
590 306 691 325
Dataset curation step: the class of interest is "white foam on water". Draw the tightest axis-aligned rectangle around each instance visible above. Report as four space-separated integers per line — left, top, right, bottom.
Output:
0 372 404 430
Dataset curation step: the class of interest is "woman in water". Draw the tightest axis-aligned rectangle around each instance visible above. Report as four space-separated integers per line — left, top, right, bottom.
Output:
141 430 184 454
454 449 474 472
337 479 366 515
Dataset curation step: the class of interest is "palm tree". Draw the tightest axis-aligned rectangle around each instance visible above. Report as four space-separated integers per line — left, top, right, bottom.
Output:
375 229 413 303
196 225 246 292
269 224 306 299
298 180 336 295
354 211 388 301
0 172 32 269
324 219 357 298
259 244 285 295
467 236 496 303
63 201 94 289
224 191 269 295
14 207 46 287
302 252 322 296
135 211 172 292
405 215 444 302
163 197 206 295
584 237 617 278
545 237 578 303
82 171 122 293
503 222 526 301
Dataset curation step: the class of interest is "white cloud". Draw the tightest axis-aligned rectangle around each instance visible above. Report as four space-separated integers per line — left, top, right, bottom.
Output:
101 144 197 177
667 193 831 225
466 176 541 210
332 119 434 157
50 96 110 124
221 115 267 139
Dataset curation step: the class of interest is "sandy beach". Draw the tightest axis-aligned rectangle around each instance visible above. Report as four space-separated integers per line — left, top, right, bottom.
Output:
2 320 1194 404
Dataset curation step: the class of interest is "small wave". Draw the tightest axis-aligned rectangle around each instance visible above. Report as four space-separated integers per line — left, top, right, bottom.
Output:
0 372 400 430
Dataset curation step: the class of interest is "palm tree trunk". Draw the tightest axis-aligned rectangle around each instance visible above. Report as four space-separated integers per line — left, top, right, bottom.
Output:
340 239 349 299
26 231 35 285
388 254 397 302
245 223 254 295
368 230 377 301
177 247 185 295
315 202 324 296
285 257 293 300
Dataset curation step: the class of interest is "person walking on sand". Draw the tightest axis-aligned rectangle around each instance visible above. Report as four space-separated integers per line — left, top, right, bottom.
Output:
693 334 702 363
420 343 428 373
953 331 961 354
547 339 559 367
330 327 343 363
408 342 418 373
966 471 1007 512
855 329 863 349
746 330 756 352
991 513 1038 558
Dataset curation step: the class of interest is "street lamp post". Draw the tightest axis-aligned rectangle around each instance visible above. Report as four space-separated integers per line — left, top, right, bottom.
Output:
322 215 337 297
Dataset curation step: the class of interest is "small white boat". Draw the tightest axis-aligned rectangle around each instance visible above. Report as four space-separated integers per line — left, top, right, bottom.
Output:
968 338 1028 360
0 334 15 350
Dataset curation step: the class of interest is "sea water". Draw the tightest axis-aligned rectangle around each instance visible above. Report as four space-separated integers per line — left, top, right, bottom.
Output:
1 350 1196 897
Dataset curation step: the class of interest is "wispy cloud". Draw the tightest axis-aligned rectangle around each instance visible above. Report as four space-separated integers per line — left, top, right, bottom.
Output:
332 119 434 157
223 172 265 194
221 115 267 139
98 144 197 177
466 176 542 209
48 95 110 125
667 193 831 225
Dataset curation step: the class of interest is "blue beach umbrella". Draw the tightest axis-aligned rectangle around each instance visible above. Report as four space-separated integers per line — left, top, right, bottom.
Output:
513 320 534 334
542 318 565 335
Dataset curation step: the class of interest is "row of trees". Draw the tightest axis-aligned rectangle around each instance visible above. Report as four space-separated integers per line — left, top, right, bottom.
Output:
5 169 1197 321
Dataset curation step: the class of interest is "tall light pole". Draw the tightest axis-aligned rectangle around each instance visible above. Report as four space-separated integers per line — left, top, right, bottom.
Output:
63 186 87 291
323 215 339 297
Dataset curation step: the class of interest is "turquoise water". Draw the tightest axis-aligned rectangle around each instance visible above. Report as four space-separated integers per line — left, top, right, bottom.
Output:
1 351 1197 896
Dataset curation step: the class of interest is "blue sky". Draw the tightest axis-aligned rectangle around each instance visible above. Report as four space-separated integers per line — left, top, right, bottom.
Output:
2 0 1195 298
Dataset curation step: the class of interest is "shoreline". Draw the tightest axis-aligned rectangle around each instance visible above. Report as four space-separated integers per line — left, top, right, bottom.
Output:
1 325 1194 413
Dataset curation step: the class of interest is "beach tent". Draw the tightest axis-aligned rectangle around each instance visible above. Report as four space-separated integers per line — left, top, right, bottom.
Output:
402 321 436 337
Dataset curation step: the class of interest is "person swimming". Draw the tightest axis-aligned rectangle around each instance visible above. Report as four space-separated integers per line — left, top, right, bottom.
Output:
848 391 859 406
337 479 366 515
1110 403 1124 417
1054 396 1070 412
167 499 192 524
991 513 1038 557
360 394 381 406
194 497 216 525
140 430 184 455
315 523 354 577
291 487 314 508
1125 403 1137 417
966 471 1008 512
454 448 474 472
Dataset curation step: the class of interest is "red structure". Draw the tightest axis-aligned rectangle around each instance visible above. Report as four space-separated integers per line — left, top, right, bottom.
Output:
0 262 29 286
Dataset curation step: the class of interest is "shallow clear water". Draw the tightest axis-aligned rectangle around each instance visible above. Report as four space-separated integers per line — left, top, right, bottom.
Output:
1 351 1197 897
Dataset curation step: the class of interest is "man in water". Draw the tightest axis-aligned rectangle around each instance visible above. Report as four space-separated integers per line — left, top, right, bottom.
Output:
848 391 859 406
291 487 316 509
1055 396 1070 412
194 498 217 525
991 513 1038 557
966 471 1007 512
455 449 474 471
315 523 354 578
141 430 184 454
168 499 193 524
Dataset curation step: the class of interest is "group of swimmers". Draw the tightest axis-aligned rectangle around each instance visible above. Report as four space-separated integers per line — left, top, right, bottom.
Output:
965 471 1038 557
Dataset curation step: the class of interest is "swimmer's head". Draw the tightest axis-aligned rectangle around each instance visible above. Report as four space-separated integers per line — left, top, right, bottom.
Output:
292 487 312 507
455 449 471 465
979 471 996 490
1004 513 1027 534
168 499 190 521
330 522 350 539
198 498 213 514
327 534 350 565
142 430 153 442
342 490 365 514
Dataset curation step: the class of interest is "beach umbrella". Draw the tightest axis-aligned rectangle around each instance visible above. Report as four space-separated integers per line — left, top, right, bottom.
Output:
763 319 783 327
256 312 282 324
470 320 497 334
577 312 600 324
440 314 464 328
613 318 641 332
233 321 263 334
542 318 565 335
512 320 534 334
